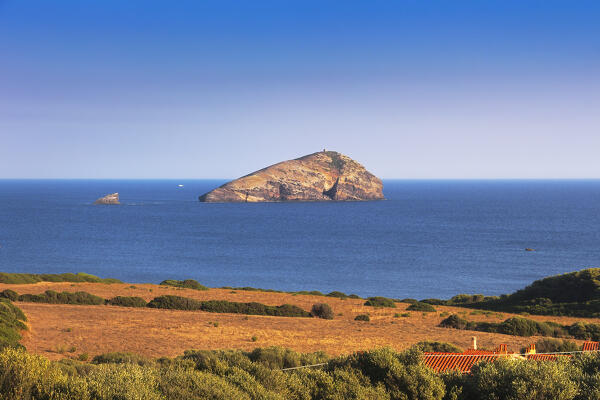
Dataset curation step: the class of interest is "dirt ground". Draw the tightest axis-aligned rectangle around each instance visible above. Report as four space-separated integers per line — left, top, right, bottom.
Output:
4 282 597 361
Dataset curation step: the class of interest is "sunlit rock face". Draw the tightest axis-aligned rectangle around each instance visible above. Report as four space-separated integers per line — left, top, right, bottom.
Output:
93 193 120 205
198 151 384 203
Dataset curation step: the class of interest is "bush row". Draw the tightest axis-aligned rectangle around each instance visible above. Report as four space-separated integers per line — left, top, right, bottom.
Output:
0 272 120 284
407 302 437 312
440 314 600 340
364 296 396 308
147 296 312 317
17 290 105 305
222 286 361 299
159 279 208 291
5 290 313 317
4 345 600 400
106 296 147 308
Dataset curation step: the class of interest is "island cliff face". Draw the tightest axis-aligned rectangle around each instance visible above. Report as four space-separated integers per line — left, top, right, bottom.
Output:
198 151 384 202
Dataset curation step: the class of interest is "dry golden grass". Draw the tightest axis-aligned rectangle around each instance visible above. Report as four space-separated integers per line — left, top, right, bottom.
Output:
4 282 598 360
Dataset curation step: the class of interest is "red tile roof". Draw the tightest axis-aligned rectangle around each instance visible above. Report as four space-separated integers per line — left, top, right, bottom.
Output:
423 352 505 373
582 341 599 351
423 341 600 374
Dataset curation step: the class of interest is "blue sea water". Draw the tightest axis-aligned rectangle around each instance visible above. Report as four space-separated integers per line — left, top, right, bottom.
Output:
0 180 599 299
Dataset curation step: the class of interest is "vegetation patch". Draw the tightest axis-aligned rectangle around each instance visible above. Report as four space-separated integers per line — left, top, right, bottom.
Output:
0 299 27 350
221 286 284 294
18 290 104 305
440 314 600 340
0 290 18 302
3 344 600 398
106 296 147 308
0 272 120 284
413 341 463 353
245 346 328 369
364 296 396 308
293 290 325 296
407 302 436 312
159 279 208 291
92 352 154 366
310 303 334 319
354 314 370 321
200 300 310 317
325 151 346 172
524 338 579 354
433 269 600 318
147 295 311 317
147 295 203 310
326 291 348 299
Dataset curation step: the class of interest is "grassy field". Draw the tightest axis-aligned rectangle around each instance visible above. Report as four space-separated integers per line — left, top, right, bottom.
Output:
4 281 599 361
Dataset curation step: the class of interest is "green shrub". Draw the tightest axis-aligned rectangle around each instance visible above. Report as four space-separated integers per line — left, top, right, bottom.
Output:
468 357 577 400
364 297 396 308
407 302 436 312
0 347 69 399
448 294 486 305
311 303 334 319
224 286 284 294
17 290 104 305
248 346 328 369
147 296 311 317
439 313 598 343
439 314 469 330
200 300 311 317
326 347 445 400
293 290 325 296
159 279 208 291
453 268 600 318
106 296 147 308
297 367 391 400
420 298 446 305
83 362 163 400
0 300 27 350
92 352 154 366
527 338 579 354
413 341 462 353
568 322 600 340
355 314 370 321
0 290 18 302
147 295 203 310
3 344 600 399
326 291 348 299
158 366 251 399
0 272 120 284
499 317 540 336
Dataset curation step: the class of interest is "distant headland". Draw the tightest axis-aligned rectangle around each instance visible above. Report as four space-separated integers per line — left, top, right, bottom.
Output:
198 150 384 202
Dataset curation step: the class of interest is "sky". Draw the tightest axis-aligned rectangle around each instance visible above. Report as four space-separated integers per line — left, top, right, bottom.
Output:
1 0 599 179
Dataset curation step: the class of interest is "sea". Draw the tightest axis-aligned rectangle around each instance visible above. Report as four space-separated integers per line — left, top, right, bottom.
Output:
0 179 599 299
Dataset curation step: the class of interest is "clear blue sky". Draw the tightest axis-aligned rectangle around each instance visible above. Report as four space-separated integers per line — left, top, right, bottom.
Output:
1 0 599 179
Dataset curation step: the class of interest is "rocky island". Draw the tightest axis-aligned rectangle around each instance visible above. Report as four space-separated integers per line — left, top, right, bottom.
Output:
199 151 384 202
93 193 120 205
